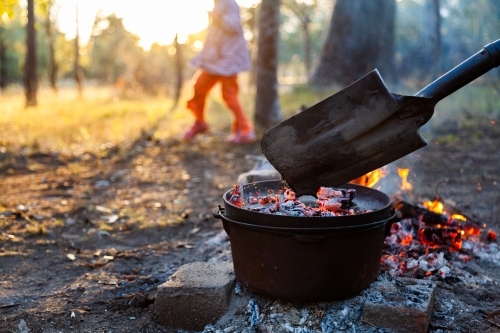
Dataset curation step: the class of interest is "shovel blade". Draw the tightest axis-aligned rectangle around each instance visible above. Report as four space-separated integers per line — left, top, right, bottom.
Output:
261 70 433 196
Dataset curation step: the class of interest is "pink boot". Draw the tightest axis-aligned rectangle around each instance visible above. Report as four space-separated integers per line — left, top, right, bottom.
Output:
226 131 257 144
183 121 209 140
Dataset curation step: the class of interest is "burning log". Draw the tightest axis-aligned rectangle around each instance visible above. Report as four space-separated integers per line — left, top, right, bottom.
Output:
395 200 448 225
418 226 462 250
382 195 497 280
395 199 482 237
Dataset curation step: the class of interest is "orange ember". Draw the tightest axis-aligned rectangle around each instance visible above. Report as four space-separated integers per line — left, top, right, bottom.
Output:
488 230 497 242
400 233 413 246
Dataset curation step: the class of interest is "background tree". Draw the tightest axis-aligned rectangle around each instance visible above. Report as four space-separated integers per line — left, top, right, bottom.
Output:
87 13 142 84
40 0 57 91
172 33 183 109
0 0 19 90
254 0 282 132
425 0 441 80
74 4 83 97
281 0 317 77
310 0 396 87
25 0 37 106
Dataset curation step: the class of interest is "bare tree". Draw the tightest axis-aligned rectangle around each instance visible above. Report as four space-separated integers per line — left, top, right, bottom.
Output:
241 5 258 87
0 25 6 90
25 0 37 106
254 0 282 132
171 33 183 110
426 0 441 80
1 0 18 90
44 0 58 91
74 3 83 97
310 0 396 87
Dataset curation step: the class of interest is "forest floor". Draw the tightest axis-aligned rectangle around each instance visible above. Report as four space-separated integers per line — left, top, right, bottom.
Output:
1 112 500 333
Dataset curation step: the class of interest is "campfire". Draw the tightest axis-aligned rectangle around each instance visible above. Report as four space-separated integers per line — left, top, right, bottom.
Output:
228 165 498 282
380 168 497 279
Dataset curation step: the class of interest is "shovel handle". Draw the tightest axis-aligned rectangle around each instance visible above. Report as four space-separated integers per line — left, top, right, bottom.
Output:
416 39 500 101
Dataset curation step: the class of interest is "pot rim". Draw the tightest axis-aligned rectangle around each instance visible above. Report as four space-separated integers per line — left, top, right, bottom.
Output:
221 180 393 228
214 207 397 235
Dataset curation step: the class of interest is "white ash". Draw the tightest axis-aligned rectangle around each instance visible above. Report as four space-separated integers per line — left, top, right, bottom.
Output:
205 275 411 333
197 230 232 262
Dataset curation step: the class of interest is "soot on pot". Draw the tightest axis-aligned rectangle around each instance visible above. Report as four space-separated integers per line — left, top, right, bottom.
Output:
227 183 373 217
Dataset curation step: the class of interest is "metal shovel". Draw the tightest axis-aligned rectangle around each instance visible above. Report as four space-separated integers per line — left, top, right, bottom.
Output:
261 40 500 196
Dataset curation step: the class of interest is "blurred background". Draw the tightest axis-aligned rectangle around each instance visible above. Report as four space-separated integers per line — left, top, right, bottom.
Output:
0 0 499 155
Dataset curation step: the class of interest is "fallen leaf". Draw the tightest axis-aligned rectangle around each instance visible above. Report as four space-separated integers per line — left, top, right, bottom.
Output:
98 279 119 285
89 256 113 268
95 205 112 213
107 215 119 223
176 242 195 249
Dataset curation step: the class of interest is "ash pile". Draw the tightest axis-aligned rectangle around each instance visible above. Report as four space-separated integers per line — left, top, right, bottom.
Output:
201 274 438 333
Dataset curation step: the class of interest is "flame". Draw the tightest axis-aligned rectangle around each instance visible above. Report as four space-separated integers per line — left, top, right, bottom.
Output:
397 168 413 191
350 168 387 188
451 214 467 221
423 199 444 214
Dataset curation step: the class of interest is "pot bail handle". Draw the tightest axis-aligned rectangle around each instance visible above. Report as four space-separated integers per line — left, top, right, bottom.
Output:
213 206 225 220
213 206 231 236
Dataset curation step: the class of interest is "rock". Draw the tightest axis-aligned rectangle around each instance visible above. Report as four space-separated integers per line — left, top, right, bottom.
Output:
363 276 437 333
155 262 236 331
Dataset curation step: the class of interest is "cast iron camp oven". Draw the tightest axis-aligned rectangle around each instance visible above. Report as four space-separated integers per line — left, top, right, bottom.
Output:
213 180 400 302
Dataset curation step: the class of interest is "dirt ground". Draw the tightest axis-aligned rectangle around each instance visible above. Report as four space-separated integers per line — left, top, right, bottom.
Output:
0 116 499 333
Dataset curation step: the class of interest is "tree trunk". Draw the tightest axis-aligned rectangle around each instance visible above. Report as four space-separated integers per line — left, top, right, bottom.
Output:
254 0 282 132
74 4 83 97
25 0 37 107
247 5 258 87
301 17 312 77
46 1 58 91
426 0 441 80
310 0 396 87
0 25 6 90
171 33 183 110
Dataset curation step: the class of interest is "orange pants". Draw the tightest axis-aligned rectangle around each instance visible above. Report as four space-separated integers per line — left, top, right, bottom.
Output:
186 70 254 135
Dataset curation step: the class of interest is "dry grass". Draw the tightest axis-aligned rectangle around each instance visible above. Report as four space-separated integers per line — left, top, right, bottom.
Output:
0 86 176 154
3 80 495 156
0 85 251 155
